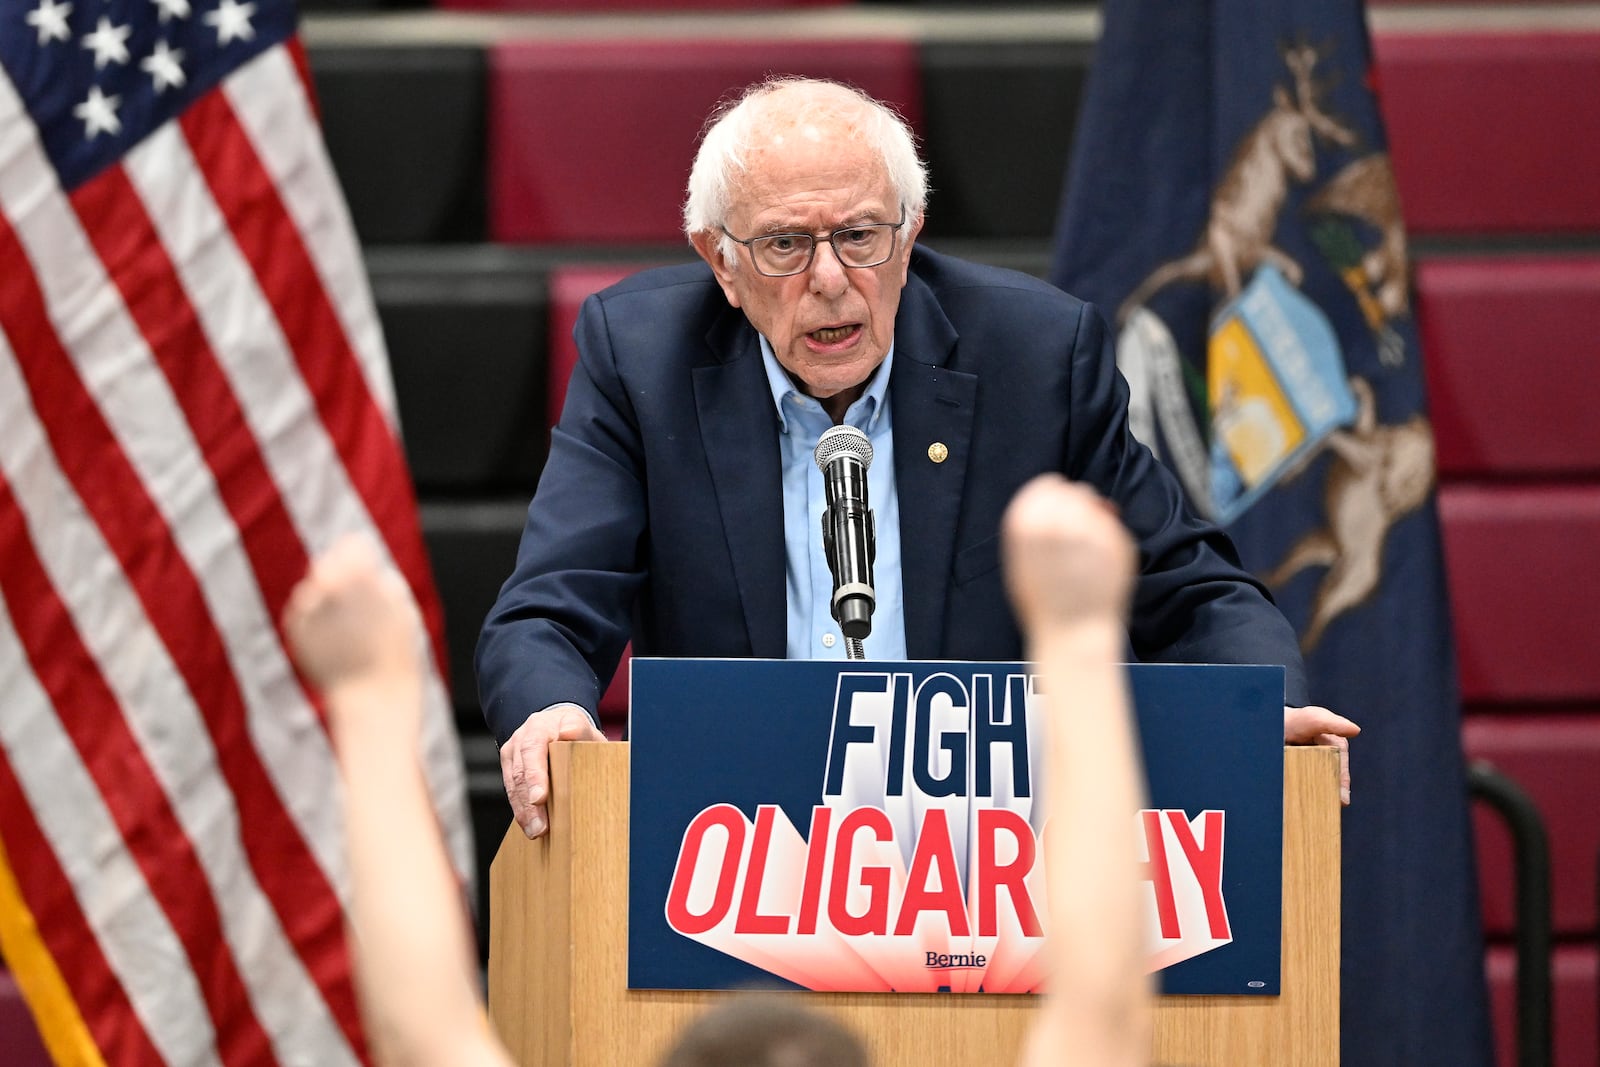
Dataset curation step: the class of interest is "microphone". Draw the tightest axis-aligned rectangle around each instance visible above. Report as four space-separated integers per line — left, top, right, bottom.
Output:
813 425 876 645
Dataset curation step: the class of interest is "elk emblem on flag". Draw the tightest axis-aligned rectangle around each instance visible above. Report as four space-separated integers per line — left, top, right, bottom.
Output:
1051 4 1493 1062
1111 43 1435 639
0 0 472 1062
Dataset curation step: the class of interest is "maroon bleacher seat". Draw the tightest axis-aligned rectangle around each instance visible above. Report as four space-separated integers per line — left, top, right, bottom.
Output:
600 646 632 739
1418 256 1600 479
546 264 653 427
0 968 50 1067
1373 31 1600 235
1439 485 1600 704
1466 715 1600 938
488 38 920 243
1485 944 1598 1067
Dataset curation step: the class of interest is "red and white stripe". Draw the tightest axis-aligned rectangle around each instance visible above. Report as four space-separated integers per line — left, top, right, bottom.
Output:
0 40 469 1066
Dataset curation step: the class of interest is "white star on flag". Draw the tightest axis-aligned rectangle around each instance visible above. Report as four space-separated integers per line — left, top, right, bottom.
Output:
24 0 72 45
150 0 191 21
72 85 122 138
80 15 132 69
202 0 256 44
0 11 473 1067
140 39 186 92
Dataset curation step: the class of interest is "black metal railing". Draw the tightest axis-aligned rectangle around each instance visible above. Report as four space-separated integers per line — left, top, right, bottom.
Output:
1469 760 1552 1067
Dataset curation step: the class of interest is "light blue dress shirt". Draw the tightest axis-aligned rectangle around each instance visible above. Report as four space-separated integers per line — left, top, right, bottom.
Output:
759 337 907 662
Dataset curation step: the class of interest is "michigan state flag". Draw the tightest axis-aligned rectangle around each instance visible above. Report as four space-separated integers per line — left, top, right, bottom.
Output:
1051 2 1493 1063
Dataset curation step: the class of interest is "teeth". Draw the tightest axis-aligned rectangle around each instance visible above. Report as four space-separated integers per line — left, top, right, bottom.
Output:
812 326 853 343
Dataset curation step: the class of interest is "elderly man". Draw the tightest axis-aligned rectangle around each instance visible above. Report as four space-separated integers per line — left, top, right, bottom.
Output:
477 77 1356 838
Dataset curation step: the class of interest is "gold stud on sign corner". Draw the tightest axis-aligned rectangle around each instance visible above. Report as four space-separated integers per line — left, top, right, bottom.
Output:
927 442 948 464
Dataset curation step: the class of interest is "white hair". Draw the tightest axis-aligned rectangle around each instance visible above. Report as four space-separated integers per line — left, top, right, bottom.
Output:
682 77 929 264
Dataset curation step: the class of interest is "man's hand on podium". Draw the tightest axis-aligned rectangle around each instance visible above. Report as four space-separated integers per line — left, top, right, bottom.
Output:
501 704 606 838
1284 705 1360 806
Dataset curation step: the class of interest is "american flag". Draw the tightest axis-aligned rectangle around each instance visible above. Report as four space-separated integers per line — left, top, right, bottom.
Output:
0 0 473 1062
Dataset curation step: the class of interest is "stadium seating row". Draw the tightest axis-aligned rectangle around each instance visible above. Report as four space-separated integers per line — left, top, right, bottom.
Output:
1470 715 1600 938
1376 29 1600 236
378 249 1600 492
1486 945 1598 1067
1382 25 1600 1057
1419 256 1600 479
308 24 1600 245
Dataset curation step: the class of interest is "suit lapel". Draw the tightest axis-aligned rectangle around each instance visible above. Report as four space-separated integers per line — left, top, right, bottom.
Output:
692 314 787 658
891 276 976 659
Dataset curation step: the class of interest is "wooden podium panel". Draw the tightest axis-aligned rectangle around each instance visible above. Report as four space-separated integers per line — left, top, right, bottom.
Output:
488 744 1340 1067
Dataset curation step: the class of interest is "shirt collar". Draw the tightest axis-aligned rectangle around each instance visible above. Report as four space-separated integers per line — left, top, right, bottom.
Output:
759 334 894 435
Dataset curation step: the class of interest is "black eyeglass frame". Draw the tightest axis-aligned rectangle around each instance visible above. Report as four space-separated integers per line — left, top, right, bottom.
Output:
719 215 909 277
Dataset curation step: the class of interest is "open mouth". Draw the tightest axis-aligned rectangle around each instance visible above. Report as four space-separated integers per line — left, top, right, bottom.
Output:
809 324 859 345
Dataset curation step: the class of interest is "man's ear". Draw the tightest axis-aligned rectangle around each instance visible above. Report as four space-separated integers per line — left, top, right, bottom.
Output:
690 230 742 308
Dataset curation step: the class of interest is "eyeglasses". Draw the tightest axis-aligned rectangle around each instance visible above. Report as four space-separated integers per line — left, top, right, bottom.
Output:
721 217 907 277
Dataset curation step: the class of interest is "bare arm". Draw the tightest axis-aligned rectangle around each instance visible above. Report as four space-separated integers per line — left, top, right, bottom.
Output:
284 535 513 1067
1003 476 1152 1067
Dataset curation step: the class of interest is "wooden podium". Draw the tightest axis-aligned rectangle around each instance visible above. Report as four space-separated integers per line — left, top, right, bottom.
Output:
488 743 1340 1067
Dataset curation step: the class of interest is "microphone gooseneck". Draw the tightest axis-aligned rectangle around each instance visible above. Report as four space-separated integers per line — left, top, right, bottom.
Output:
813 425 877 647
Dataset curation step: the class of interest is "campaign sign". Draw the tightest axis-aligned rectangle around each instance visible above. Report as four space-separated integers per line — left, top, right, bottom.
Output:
627 660 1283 996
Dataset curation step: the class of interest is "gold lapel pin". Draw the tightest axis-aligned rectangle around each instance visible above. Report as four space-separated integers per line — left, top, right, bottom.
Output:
928 442 949 464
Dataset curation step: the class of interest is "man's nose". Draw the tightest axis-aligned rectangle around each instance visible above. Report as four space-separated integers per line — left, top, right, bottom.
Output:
808 239 849 296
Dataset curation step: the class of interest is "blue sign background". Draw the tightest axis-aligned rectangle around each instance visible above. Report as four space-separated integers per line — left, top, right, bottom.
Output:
627 659 1283 995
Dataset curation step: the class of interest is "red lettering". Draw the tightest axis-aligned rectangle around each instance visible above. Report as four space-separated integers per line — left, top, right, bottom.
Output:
974 808 1041 938
665 804 745 935
1167 810 1230 939
828 807 893 936
893 808 971 936
796 806 833 935
1140 809 1179 939
734 805 790 935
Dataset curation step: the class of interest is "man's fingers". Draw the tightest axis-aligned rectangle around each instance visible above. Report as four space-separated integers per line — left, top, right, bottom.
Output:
554 708 606 743
1284 707 1356 806
499 705 602 840
1320 732 1352 806
505 767 549 840
500 730 552 840
515 802 547 840
506 764 549 839
1283 704 1360 745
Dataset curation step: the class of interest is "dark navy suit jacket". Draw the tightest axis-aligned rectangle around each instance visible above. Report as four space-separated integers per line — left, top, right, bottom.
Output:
476 247 1308 742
